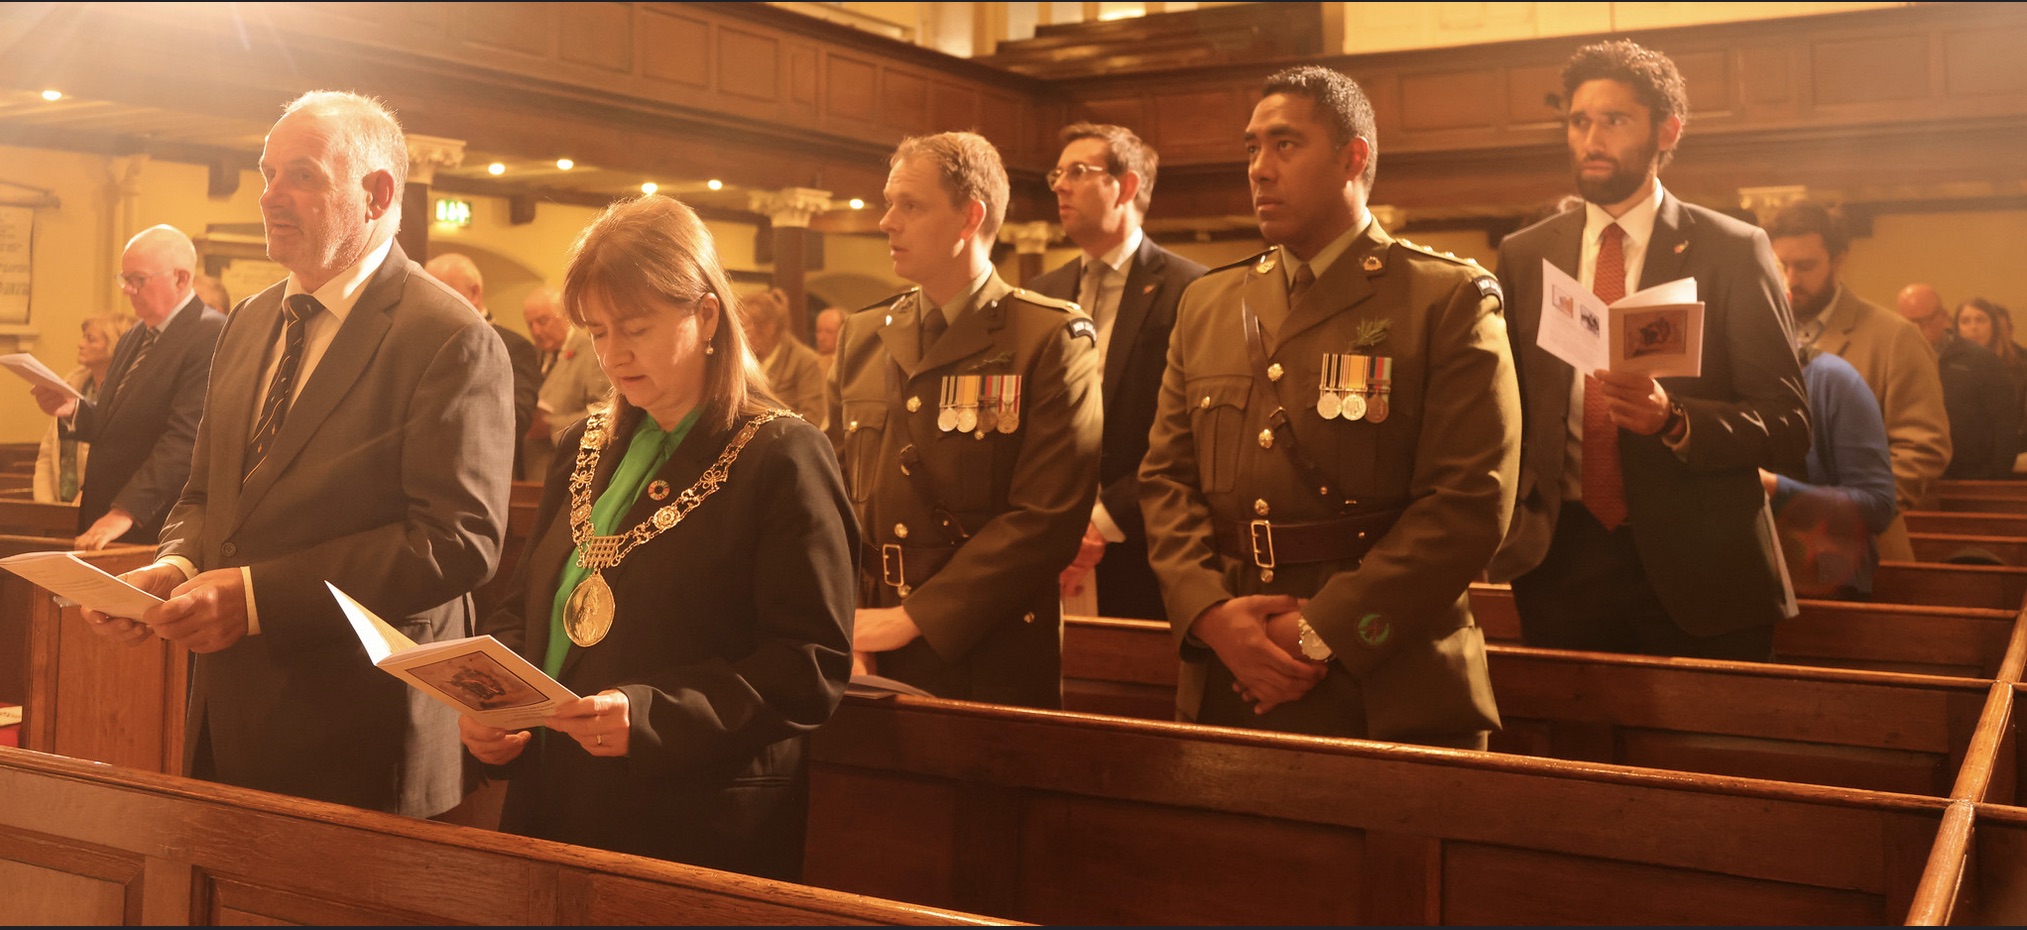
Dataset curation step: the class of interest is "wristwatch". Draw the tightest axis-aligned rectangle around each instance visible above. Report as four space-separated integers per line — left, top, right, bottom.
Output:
1296 616 1334 662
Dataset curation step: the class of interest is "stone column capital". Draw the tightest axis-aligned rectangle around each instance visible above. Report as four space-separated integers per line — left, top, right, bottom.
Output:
749 187 834 228
405 134 466 186
999 220 1059 255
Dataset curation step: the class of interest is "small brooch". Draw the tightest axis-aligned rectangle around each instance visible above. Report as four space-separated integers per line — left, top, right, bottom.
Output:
1351 318 1392 351
647 479 671 501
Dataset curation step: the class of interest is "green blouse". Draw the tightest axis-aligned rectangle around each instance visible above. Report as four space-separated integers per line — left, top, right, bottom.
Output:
544 408 702 677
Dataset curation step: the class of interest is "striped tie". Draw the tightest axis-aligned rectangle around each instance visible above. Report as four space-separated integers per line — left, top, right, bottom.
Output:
112 326 159 405
244 294 317 481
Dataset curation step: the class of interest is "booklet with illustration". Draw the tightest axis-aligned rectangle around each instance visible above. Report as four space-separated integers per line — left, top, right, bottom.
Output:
329 582 578 731
0 550 162 619
1536 259 1706 379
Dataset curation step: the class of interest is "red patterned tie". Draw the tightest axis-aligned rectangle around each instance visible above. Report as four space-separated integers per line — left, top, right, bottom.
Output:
1583 223 1628 530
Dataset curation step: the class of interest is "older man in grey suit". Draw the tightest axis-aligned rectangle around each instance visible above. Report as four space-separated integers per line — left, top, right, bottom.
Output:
86 90 514 818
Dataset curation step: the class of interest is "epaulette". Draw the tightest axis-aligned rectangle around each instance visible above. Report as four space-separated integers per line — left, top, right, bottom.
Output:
1005 287 1081 313
1393 237 1490 272
1207 247 1276 276
852 289 916 314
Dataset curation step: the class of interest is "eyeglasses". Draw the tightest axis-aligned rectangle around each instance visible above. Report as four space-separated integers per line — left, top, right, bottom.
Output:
115 270 169 291
1046 162 1113 187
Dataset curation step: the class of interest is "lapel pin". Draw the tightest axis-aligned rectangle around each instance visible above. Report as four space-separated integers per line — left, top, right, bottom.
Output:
1673 242 1688 254
1142 283 1157 295
1362 255 1383 272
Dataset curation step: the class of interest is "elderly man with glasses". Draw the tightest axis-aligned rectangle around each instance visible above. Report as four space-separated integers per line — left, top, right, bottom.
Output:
31 224 225 549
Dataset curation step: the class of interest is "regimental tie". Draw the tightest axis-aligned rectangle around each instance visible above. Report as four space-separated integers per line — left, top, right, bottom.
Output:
1290 261 1316 306
920 303 948 354
112 326 160 405
244 294 318 481
1583 222 1629 530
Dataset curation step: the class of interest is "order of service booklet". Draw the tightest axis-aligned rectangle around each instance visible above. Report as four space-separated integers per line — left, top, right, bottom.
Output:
329 582 578 730
1536 259 1706 379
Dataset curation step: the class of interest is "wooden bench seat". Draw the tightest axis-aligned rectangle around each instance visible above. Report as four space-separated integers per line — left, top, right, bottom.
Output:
1060 616 2017 800
0 499 78 538
1872 562 2027 612
805 694 1950 925
1908 511 2027 537
0 747 1007 926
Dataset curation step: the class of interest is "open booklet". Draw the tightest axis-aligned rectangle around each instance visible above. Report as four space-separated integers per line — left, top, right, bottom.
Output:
329 583 578 731
0 550 162 619
1536 259 1706 379
0 353 86 400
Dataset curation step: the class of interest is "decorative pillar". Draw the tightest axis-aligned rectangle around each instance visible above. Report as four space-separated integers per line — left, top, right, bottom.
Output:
398 134 466 262
749 187 833 342
999 220 1059 286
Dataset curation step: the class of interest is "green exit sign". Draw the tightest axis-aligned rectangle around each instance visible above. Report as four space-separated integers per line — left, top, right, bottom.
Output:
434 198 473 227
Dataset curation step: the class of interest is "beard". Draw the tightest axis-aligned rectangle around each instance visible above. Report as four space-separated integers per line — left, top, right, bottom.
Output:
1574 136 1661 207
1790 283 1835 321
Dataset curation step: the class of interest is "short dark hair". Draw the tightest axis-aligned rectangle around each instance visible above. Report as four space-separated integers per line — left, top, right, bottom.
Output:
1058 122 1158 213
1261 65 1377 188
892 132 1009 241
1562 39 1689 168
1766 200 1850 257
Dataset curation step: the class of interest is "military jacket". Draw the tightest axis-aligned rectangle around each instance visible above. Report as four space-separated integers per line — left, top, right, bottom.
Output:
1139 222 1520 738
826 270 1102 708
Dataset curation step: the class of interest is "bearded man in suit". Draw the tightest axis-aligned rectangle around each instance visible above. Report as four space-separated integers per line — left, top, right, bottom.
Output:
1488 39 1811 660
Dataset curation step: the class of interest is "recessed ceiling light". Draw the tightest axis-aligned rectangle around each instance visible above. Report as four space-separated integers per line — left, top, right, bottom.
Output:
487 162 505 176
556 158 574 171
706 179 723 191
640 182 658 195
848 198 865 210
40 90 62 102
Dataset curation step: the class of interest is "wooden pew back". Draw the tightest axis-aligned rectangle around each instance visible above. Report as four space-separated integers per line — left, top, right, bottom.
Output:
1061 616 2013 801
0 499 78 538
806 695 1947 925
0 747 1007 926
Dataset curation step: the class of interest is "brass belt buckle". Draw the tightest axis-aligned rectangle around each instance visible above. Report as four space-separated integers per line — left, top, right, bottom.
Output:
880 543 911 597
1248 519 1276 584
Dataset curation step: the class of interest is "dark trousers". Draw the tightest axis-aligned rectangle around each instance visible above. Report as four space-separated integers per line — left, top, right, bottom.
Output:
1096 534 1167 621
1510 503 1775 661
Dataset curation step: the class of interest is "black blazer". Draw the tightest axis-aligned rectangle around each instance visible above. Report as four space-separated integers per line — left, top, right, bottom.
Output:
1490 193 1810 635
491 321 542 477
1027 235 1206 618
485 406 857 880
69 294 225 541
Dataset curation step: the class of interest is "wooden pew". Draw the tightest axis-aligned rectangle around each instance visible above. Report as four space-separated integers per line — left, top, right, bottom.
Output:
805 694 1949 925
1912 532 2027 566
0 536 178 773
1467 583 2022 679
0 499 75 537
1907 511 2027 538
1060 616 2015 801
1931 493 2027 516
1872 561 2027 612
0 747 1008 926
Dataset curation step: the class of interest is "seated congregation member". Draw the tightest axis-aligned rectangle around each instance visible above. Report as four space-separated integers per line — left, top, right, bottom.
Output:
1763 348 1896 600
1140 66 1518 746
33 312 136 503
1488 40 1810 660
1895 287 2020 480
740 286 828 422
827 131 1102 709
459 195 856 881
1955 296 2027 470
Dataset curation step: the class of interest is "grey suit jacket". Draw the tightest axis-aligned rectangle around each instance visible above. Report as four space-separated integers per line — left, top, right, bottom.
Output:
1489 194 1810 636
159 240 515 817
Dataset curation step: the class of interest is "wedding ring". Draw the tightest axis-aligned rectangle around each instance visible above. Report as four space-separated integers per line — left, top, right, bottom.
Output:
595 733 604 746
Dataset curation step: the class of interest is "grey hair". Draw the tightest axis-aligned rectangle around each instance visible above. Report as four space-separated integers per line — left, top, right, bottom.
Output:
280 90 409 197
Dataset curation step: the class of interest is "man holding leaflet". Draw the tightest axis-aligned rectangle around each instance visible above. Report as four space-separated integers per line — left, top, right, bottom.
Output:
1488 39 1810 660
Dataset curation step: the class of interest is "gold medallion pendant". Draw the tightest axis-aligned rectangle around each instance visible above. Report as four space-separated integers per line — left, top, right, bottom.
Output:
564 572 616 647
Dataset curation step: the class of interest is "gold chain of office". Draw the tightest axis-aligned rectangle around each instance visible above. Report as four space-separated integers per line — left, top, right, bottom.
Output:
559 407 795 647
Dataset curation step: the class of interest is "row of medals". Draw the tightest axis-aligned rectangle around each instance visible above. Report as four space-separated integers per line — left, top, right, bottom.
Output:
931 374 1023 434
1313 353 1394 422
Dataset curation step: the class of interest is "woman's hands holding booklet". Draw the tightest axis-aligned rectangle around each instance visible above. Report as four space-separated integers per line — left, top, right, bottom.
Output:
459 688 632 762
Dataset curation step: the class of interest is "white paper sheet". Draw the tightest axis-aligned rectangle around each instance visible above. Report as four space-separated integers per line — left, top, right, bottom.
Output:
0 353 85 400
0 550 162 619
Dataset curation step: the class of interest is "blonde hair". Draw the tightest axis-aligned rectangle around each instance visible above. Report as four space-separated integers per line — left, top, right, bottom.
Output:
892 132 1009 241
561 196 777 434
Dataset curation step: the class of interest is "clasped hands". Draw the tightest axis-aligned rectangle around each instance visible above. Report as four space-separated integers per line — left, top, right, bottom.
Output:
1587 369 1673 436
79 562 250 654
1190 594 1325 715
461 689 631 763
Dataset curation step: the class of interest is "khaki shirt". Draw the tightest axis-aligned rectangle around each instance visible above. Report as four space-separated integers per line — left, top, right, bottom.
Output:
827 270 1103 708
1139 222 1520 738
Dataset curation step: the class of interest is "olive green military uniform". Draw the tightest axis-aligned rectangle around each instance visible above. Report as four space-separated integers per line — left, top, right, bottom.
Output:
827 270 1103 709
1139 221 1520 741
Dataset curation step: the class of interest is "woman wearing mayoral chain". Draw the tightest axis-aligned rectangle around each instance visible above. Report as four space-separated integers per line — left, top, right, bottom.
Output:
459 196 857 880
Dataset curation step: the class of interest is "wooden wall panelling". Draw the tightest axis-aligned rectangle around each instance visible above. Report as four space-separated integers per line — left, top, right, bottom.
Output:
558 1 633 74
640 5 712 89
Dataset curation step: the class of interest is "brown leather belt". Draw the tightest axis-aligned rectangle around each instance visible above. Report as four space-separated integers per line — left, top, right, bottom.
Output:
1213 509 1403 570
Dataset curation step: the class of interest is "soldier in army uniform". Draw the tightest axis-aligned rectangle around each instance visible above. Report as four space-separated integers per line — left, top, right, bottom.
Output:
1140 66 1521 746
827 131 1104 709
